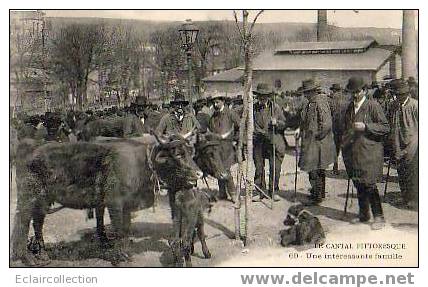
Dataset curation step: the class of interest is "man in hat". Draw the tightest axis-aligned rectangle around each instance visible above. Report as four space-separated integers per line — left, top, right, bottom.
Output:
205 92 240 202
253 83 287 201
193 98 211 133
298 79 336 205
390 79 418 209
155 91 200 141
342 76 390 230
328 83 352 173
407 77 418 100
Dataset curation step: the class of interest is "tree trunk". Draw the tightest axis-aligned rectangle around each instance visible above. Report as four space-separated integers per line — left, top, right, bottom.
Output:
242 10 256 246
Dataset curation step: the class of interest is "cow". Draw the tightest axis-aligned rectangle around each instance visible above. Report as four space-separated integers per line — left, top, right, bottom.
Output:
151 134 212 267
11 135 203 266
78 115 144 142
194 135 237 201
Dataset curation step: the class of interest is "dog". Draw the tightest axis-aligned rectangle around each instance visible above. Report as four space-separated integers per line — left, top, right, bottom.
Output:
280 204 325 247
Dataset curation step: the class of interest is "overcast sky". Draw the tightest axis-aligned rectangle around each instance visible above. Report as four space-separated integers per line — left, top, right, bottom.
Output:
42 10 415 29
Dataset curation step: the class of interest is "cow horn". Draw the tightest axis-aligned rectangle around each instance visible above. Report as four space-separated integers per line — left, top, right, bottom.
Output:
150 129 167 145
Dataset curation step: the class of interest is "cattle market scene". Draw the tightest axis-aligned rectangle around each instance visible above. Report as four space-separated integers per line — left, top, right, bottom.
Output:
9 10 418 267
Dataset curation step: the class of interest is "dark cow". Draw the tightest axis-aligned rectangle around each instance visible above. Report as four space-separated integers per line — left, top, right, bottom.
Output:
151 134 212 267
79 115 144 141
11 135 203 266
194 135 237 200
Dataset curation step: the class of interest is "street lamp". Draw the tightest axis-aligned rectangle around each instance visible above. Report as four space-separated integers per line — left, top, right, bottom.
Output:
178 19 199 104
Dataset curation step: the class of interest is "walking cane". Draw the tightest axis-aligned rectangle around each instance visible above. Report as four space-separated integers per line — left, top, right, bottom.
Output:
344 177 351 215
294 133 299 204
270 93 277 209
384 157 392 199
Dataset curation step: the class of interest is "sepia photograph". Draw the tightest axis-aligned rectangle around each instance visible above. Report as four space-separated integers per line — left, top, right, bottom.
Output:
9 9 418 268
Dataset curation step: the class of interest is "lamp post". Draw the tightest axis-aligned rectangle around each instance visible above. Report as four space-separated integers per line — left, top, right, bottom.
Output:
178 19 199 105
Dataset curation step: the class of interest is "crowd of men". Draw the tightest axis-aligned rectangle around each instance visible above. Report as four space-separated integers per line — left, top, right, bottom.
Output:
11 75 418 232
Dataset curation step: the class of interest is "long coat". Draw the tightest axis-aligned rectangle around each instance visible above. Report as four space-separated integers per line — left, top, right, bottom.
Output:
390 97 418 163
207 106 240 169
328 91 352 136
254 102 287 157
299 94 336 172
342 98 390 184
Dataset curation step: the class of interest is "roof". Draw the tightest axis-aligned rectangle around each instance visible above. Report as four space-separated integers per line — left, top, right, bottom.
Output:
275 40 376 54
202 68 243 83
252 48 393 71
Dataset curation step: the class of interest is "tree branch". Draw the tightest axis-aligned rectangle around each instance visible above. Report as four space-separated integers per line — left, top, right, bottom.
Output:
249 10 264 34
233 10 245 42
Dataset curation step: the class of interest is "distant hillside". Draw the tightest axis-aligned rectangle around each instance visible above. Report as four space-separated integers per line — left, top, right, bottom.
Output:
46 17 402 46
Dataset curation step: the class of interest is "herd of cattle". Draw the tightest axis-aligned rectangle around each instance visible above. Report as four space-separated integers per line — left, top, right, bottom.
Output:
10 105 221 267
10 79 414 267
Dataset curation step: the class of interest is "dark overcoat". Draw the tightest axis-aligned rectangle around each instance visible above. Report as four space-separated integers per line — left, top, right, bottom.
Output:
254 102 287 157
342 98 390 184
207 106 240 169
299 94 336 172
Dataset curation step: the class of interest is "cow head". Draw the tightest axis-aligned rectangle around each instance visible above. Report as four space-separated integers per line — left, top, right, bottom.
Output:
153 134 203 189
194 139 228 180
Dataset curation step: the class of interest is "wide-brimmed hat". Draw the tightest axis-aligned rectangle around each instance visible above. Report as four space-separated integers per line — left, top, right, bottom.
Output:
253 83 273 96
394 79 410 95
210 91 228 101
300 79 320 93
135 96 149 106
345 76 365 93
232 95 243 105
170 91 189 106
407 76 417 86
329 83 342 91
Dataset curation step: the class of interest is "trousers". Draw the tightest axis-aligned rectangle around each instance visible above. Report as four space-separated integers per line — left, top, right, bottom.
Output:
353 181 384 221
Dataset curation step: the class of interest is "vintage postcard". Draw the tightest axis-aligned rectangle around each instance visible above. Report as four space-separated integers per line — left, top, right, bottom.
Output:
9 9 418 268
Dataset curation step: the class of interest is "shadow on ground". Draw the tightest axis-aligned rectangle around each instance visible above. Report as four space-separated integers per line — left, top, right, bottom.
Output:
43 222 173 266
278 190 358 223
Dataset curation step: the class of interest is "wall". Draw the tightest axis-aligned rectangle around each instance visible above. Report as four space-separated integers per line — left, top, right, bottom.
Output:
252 70 375 92
203 81 243 98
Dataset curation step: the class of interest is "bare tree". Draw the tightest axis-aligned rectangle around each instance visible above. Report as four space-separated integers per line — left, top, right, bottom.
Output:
48 23 107 110
233 9 264 245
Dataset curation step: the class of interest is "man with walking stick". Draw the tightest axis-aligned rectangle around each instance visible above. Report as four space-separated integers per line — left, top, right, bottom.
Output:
252 83 287 202
298 79 336 205
342 76 390 230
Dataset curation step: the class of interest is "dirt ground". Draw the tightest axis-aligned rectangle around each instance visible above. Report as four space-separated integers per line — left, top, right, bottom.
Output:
9 149 418 267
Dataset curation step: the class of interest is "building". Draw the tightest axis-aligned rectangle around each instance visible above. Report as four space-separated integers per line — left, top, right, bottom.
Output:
202 68 243 98
251 40 400 92
10 10 50 114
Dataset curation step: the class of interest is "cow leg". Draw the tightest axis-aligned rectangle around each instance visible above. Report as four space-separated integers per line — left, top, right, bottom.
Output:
95 203 109 246
11 198 36 266
106 203 130 265
168 189 177 220
197 212 211 259
182 208 200 267
122 207 132 237
30 199 50 264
